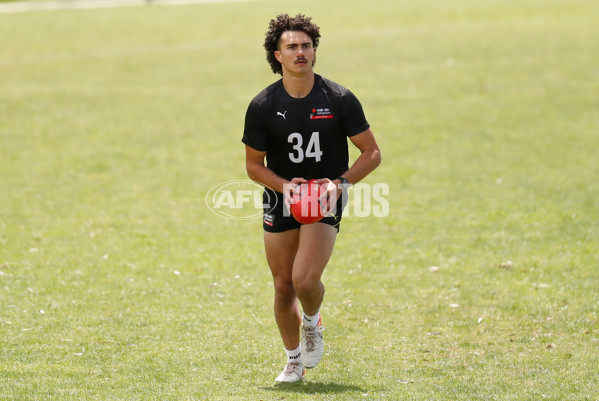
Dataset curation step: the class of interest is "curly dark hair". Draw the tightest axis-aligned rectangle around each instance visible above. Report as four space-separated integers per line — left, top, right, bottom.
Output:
263 14 321 75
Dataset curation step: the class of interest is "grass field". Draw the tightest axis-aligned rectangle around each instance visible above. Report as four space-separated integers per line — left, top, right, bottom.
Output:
1 0 599 399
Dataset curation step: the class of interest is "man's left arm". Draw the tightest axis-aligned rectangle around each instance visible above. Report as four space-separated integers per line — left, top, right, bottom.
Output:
338 128 381 185
317 128 382 204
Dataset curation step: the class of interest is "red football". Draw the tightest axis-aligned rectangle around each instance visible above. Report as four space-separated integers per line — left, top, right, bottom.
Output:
290 180 326 224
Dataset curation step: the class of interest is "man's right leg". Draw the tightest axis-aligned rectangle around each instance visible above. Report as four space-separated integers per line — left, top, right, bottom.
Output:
264 228 304 382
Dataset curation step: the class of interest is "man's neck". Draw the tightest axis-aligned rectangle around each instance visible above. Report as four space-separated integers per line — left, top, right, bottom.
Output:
281 72 315 98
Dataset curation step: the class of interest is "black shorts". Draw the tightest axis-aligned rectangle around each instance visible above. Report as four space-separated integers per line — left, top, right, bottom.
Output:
262 188 347 233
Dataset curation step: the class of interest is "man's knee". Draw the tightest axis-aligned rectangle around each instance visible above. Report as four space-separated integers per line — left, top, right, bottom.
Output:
292 276 321 299
274 280 296 303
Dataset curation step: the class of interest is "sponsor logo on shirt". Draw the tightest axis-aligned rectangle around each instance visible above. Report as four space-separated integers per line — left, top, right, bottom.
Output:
310 108 334 120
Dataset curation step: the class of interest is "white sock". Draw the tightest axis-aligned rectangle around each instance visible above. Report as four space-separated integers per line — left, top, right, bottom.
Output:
285 345 302 363
302 312 319 328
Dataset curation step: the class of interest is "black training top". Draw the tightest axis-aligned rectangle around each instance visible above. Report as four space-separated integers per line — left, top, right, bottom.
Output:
242 74 370 181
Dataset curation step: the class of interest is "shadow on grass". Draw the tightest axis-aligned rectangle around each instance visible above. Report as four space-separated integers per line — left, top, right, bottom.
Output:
262 381 371 395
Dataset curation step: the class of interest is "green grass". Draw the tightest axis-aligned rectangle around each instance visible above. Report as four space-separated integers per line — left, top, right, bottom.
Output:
1 0 598 399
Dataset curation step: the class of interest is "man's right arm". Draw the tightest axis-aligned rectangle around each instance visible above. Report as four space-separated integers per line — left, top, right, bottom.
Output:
245 145 290 193
245 145 307 210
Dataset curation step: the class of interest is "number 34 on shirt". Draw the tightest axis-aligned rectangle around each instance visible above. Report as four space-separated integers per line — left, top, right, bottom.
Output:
288 132 322 163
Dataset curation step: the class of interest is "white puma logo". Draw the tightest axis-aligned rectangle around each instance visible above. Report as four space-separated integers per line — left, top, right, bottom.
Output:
277 111 287 119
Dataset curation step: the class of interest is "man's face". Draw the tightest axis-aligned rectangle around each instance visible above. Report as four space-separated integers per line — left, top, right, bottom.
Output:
274 30 316 76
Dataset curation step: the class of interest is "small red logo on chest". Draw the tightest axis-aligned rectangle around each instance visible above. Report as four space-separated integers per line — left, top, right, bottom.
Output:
310 108 334 120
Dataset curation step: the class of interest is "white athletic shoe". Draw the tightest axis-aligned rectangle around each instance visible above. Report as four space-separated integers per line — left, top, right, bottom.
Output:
302 315 325 369
275 361 305 383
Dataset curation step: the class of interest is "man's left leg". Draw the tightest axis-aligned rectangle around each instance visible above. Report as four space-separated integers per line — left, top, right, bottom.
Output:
292 223 337 368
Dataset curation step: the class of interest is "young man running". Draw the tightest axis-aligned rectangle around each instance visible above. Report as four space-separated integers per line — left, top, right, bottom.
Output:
242 14 381 382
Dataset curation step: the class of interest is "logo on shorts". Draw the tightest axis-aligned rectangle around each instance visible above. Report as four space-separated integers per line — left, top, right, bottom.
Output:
263 213 275 226
310 107 333 120
205 180 277 220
